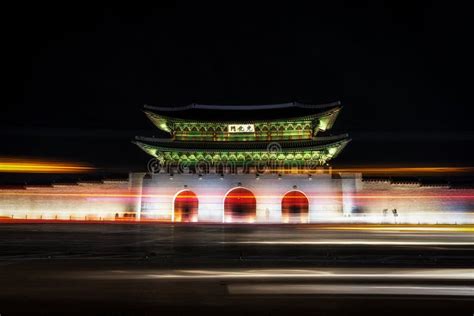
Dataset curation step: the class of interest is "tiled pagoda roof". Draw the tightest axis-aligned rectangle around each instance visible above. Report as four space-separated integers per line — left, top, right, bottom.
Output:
143 101 341 123
134 134 350 152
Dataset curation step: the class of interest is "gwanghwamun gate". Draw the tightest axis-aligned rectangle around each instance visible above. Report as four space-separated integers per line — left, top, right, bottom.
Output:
1 102 473 224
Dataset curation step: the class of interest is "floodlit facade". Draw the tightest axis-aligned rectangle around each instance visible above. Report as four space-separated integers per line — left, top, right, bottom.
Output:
0 102 473 224
134 102 353 223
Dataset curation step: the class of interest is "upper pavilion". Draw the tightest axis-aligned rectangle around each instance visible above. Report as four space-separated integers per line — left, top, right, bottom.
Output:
135 102 350 169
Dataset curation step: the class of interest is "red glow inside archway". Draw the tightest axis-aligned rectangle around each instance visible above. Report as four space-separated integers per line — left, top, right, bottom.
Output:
281 191 309 223
224 188 256 223
174 190 198 222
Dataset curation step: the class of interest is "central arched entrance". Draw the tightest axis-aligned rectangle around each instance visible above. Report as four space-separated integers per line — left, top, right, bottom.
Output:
174 190 198 222
281 190 309 223
224 188 257 223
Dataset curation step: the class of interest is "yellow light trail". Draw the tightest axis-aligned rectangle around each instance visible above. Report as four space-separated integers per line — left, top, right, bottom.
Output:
331 166 474 174
299 224 474 232
0 158 94 173
265 166 474 175
0 192 474 199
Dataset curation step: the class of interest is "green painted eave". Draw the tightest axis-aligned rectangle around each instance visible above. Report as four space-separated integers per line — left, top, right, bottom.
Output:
134 138 350 155
144 107 342 133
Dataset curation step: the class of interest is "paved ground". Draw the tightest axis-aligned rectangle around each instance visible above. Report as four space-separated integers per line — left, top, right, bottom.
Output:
0 223 473 315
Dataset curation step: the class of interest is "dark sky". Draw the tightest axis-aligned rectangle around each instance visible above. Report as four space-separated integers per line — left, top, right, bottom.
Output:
2 2 474 175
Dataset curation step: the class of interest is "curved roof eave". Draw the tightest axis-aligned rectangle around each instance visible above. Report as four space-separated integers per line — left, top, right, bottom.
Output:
133 138 351 153
144 106 342 126
144 101 341 112
330 138 351 159
135 134 349 144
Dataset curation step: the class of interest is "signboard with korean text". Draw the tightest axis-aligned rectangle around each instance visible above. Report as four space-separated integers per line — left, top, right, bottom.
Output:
227 124 255 133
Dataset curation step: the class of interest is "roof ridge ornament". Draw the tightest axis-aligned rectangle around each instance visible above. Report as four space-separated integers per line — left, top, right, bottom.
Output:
144 101 340 112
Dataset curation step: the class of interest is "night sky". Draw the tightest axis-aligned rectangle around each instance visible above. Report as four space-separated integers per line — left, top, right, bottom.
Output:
2 3 474 177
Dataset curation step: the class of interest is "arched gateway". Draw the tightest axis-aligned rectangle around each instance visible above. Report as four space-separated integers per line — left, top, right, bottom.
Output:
224 188 257 223
174 190 198 222
281 190 309 223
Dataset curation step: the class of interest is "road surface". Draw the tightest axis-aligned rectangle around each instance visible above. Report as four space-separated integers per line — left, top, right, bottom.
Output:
0 223 472 315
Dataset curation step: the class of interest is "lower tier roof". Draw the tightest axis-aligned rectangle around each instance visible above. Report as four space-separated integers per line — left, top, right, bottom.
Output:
134 135 350 165
135 134 349 152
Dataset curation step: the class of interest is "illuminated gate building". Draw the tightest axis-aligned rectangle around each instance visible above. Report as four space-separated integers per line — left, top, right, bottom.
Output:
1 102 473 224
134 102 357 223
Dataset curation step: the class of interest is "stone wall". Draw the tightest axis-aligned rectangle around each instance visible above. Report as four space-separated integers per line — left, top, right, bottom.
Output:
353 180 474 224
1 173 472 224
0 180 131 220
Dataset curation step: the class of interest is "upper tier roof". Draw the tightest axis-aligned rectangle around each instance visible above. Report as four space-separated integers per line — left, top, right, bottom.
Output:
144 101 341 122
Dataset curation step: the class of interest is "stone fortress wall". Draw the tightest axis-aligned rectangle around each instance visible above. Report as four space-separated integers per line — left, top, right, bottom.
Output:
1 172 473 224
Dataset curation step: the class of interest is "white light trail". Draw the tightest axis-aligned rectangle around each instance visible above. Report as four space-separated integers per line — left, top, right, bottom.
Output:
228 284 474 296
78 268 474 280
220 240 474 246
